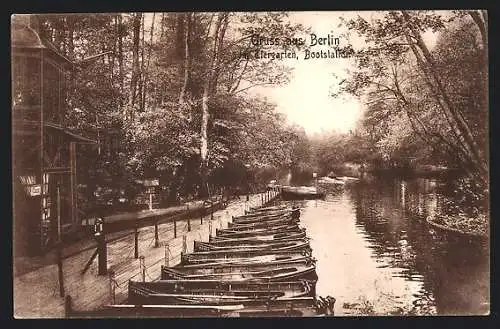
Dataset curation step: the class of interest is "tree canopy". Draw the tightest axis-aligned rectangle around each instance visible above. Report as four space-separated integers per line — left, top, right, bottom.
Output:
35 12 309 206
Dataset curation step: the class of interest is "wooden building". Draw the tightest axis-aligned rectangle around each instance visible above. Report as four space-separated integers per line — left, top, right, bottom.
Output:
11 16 96 256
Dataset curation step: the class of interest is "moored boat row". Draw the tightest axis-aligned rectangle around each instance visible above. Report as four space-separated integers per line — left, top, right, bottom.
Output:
102 203 334 317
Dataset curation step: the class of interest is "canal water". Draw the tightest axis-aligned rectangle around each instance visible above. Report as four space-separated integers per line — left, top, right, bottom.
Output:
278 177 490 316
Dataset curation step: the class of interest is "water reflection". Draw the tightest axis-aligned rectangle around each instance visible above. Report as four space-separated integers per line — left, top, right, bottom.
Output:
350 177 489 315
278 177 489 316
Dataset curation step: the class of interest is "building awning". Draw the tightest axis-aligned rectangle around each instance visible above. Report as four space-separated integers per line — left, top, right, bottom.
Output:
44 122 97 143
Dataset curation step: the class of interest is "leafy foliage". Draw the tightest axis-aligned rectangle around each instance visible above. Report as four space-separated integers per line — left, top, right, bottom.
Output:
337 12 487 183
35 12 309 206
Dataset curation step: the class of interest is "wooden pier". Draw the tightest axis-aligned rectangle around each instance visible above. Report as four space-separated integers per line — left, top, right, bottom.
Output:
64 188 335 318
14 190 281 318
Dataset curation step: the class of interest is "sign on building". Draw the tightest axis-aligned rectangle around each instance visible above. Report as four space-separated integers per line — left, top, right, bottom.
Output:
143 179 159 187
29 185 41 196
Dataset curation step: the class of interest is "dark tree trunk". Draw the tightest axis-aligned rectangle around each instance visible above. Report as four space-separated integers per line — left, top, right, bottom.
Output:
179 13 192 105
127 13 142 122
118 14 125 115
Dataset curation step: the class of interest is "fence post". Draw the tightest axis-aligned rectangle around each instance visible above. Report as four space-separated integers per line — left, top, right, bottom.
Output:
164 242 170 267
140 256 145 282
154 219 160 248
182 235 187 254
200 204 204 224
56 242 65 297
187 204 191 231
134 221 139 259
64 295 73 317
97 231 108 275
174 217 177 238
210 200 214 221
108 270 116 304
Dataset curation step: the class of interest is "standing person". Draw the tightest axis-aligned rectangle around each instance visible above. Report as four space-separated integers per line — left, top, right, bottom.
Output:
360 162 366 178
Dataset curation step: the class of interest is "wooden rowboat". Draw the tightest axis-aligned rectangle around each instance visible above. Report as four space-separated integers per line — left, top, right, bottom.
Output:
161 264 318 282
248 205 290 213
181 248 312 263
128 279 315 294
77 301 321 318
181 253 310 265
281 186 325 201
99 298 320 317
235 210 295 220
171 256 315 275
208 231 307 245
95 303 245 318
216 225 304 238
193 240 310 252
232 211 292 222
129 290 285 305
227 217 299 229
232 213 295 223
129 290 316 306
128 279 315 304
176 255 315 270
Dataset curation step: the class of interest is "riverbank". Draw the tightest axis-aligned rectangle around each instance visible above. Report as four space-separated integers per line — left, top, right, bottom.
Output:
427 213 489 239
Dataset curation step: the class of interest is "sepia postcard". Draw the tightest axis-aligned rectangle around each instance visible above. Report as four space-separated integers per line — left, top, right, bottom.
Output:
11 10 489 318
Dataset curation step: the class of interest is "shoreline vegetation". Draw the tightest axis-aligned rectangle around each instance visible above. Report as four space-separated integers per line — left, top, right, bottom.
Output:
321 162 489 240
426 213 488 239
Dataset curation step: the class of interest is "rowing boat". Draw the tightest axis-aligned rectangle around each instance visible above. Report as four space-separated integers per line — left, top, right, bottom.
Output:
215 225 304 238
208 231 307 245
128 279 315 294
193 240 310 252
128 279 315 304
161 264 318 282
95 303 245 318
223 222 300 232
170 256 315 276
98 297 321 317
181 253 310 265
235 210 295 220
281 186 325 200
248 205 290 213
129 289 316 306
232 212 295 224
231 212 296 221
227 217 299 229
177 255 314 269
